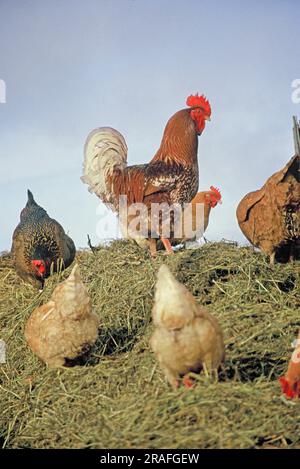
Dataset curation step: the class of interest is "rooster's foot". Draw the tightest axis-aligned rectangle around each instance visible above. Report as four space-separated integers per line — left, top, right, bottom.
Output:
161 238 174 255
148 239 157 259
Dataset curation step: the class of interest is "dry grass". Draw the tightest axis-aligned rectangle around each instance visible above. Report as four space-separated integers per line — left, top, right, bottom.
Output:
0 240 299 449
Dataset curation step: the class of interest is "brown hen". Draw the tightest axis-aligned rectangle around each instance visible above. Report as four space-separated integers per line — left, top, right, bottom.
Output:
236 155 300 265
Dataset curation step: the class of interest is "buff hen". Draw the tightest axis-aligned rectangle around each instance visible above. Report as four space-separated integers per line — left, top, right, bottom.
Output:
150 265 225 388
25 264 99 367
171 186 222 247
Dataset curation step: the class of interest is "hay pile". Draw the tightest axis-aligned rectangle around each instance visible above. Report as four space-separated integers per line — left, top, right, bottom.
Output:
0 240 299 449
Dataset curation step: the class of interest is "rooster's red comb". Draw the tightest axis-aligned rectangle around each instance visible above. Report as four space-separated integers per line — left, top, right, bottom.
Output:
186 93 211 115
210 186 221 200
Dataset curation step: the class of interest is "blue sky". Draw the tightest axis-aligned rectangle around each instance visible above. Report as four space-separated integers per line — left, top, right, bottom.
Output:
0 0 299 250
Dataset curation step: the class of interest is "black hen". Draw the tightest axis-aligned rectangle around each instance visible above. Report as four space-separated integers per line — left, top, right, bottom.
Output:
11 190 76 289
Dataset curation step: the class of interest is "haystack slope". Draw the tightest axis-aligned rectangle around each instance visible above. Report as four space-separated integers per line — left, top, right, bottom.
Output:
0 241 299 449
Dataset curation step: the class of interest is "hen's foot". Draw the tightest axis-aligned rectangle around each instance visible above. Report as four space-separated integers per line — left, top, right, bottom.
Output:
183 375 194 389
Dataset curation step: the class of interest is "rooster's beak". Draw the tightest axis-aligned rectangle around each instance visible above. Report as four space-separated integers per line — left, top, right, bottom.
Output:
205 116 211 121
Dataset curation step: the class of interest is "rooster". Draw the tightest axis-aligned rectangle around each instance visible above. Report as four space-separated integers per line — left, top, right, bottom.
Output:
11 190 76 289
81 94 211 255
25 264 99 367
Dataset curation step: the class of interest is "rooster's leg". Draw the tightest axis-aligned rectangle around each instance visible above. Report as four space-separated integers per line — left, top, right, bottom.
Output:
161 238 174 255
148 238 157 258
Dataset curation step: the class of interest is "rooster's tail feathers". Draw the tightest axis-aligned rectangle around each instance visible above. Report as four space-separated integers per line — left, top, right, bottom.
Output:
81 127 128 205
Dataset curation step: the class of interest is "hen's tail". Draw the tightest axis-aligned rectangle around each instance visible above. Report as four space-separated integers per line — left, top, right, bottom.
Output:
81 127 128 208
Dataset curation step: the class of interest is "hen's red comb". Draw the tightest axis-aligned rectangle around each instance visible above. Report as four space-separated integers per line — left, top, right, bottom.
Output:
210 186 221 200
186 93 211 115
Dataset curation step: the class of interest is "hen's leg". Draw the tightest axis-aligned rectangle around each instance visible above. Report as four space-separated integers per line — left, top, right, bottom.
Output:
162 367 179 389
269 252 275 266
161 238 174 255
148 238 157 258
